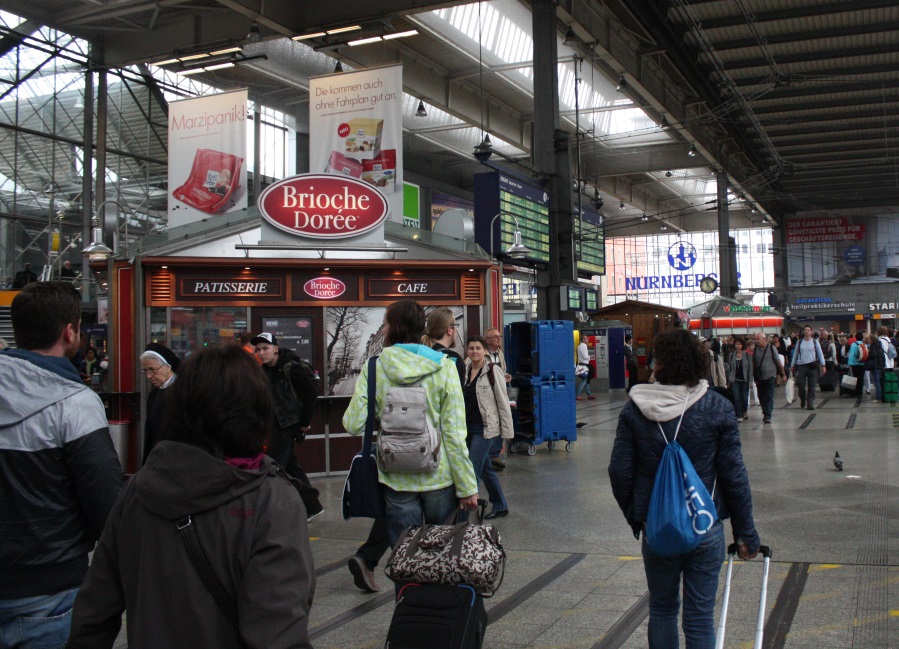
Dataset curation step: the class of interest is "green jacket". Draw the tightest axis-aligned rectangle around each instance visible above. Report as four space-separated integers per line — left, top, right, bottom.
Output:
342 344 478 498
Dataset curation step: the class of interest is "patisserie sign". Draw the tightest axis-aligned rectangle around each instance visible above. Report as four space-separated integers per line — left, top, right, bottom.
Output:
258 174 388 240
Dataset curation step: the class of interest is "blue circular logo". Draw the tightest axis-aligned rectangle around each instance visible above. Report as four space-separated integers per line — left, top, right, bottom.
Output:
668 241 697 271
843 245 865 267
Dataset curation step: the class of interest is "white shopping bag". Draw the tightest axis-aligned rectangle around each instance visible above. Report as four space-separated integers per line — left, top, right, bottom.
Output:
749 381 760 406
784 377 796 404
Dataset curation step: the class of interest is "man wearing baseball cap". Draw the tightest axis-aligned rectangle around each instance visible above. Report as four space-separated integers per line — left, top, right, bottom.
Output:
252 332 323 520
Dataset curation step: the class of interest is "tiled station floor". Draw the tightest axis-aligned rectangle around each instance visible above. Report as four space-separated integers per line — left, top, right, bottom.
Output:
114 387 898 648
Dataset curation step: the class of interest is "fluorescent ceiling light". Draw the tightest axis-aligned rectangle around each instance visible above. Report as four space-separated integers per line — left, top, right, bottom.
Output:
326 25 361 35
383 29 418 40
349 36 382 46
180 52 210 61
152 58 179 66
293 31 326 40
210 47 241 55
176 68 206 76
204 62 235 71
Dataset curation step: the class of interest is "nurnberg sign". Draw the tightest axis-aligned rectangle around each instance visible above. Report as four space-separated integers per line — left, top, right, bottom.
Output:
624 241 719 291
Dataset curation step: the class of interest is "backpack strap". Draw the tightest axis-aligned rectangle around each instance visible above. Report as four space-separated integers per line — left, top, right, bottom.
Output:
362 357 378 460
486 363 496 388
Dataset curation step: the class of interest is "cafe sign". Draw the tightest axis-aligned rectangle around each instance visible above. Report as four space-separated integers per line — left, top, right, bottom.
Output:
258 174 388 240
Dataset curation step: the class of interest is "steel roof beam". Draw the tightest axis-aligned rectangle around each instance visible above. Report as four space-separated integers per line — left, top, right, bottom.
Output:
676 0 899 31
692 23 897 53
735 63 899 88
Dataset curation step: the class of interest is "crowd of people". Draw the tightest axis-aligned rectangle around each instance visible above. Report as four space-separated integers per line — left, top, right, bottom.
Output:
682 325 898 424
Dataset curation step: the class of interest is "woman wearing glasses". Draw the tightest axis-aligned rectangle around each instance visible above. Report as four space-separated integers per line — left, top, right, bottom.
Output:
140 342 181 462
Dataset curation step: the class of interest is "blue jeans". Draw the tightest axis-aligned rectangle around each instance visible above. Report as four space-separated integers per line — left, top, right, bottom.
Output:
384 485 458 549
871 368 883 401
642 521 725 649
468 429 508 513
756 377 775 420
0 587 78 649
731 380 749 418
576 375 592 396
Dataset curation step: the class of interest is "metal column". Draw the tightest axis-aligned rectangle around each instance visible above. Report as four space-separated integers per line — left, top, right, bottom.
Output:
80 63 94 302
532 0 576 319
717 171 735 297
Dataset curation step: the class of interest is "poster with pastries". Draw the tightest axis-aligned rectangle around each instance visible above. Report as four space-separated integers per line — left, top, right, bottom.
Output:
168 89 248 228
309 65 403 225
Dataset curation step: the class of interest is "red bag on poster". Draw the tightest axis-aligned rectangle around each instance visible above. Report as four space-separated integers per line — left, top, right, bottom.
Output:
172 148 243 214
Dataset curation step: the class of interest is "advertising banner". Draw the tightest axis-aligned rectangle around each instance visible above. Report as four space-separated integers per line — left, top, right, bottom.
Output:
786 214 899 286
168 89 248 227
309 65 404 226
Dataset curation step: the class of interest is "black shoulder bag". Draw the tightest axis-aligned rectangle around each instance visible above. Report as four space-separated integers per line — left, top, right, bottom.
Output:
341 356 386 519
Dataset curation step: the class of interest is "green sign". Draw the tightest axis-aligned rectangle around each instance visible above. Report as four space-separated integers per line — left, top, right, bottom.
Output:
725 305 772 313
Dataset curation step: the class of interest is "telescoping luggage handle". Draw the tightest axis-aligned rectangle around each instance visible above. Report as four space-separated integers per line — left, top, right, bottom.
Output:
715 544 772 649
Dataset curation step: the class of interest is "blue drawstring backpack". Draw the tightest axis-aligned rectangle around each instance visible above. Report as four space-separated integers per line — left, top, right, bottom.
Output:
645 392 718 556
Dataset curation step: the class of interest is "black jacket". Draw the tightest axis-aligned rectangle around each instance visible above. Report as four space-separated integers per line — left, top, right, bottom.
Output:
262 348 317 432
609 385 760 552
68 442 315 649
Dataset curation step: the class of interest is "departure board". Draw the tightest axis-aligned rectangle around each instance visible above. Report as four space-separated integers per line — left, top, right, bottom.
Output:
474 172 551 265
498 175 551 262
585 288 599 311
576 205 606 276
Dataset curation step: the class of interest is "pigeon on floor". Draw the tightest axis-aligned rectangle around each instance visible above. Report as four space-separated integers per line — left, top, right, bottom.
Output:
833 451 843 472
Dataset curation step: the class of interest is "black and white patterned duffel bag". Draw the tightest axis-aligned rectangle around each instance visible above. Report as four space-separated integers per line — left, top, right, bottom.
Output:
385 513 506 597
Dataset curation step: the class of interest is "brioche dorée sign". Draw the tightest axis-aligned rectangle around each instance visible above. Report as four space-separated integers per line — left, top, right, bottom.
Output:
303 277 346 299
258 174 388 240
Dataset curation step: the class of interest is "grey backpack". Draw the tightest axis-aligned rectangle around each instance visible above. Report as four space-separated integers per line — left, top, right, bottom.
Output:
377 371 441 474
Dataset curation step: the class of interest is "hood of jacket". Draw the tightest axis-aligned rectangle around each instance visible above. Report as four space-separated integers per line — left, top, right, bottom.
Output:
135 441 279 520
0 350 88 427
378 344 445 385
627 380 709 422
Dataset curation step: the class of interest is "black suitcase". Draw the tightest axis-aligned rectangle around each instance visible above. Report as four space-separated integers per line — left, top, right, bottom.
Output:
386 583 486 649
818 368 838 392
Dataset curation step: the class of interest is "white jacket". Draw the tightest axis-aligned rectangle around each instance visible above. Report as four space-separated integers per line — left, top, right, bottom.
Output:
469 363 515 440
878 336 895 369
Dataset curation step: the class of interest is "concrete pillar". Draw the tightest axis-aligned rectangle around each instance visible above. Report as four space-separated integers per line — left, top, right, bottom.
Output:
716 171 734 297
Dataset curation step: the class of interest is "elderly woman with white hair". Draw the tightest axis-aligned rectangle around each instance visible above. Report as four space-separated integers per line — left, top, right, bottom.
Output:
140 342 181 462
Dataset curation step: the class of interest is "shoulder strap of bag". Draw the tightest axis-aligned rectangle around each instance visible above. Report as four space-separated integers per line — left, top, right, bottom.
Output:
656 391 692 444
176 516 240 630
363 357 378 459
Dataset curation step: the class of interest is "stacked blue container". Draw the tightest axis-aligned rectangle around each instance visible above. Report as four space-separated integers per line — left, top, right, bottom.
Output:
505 320 577 455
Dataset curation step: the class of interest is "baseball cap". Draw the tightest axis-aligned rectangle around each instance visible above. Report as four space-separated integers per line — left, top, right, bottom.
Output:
250 332 278 346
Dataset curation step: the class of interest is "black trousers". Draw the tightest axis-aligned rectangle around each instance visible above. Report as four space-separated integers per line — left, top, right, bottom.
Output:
356 516 390 570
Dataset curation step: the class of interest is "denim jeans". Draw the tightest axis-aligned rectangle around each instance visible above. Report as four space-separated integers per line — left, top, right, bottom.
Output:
871 368 883 401
731 380 749 418
384 485 458 549
576 375 592 396
756 377 775 420
795 363 820 406
468 429 508 513
642 521 725 649
0 587 78 649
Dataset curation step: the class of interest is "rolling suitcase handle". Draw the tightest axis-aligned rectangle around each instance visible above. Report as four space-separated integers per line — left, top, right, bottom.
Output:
715 544 772 649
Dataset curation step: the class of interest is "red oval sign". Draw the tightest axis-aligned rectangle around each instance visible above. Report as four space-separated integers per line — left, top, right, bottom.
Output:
303 277 346 300
258 174 388 240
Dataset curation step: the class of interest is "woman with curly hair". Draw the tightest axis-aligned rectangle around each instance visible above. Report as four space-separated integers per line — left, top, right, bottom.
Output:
609 328 761 649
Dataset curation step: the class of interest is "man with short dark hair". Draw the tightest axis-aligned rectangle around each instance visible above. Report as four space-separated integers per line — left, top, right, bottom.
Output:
11 262 37 289
624 334 638 391
754 332 786 423
0 282 123 647
253 332 323 520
